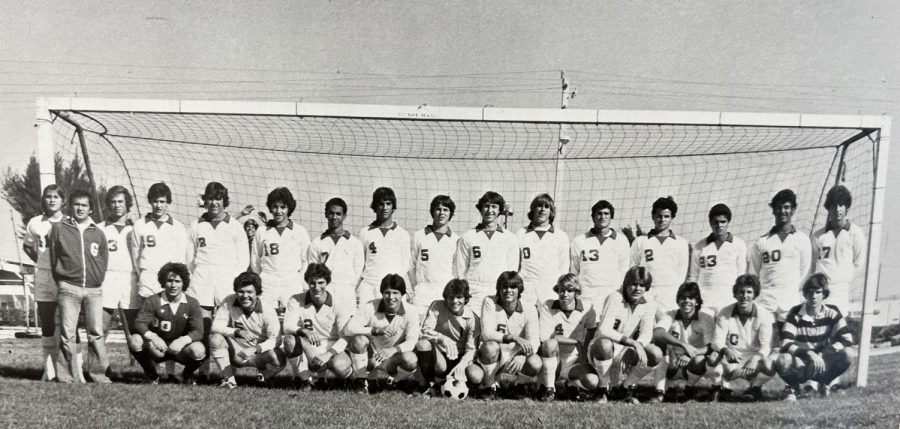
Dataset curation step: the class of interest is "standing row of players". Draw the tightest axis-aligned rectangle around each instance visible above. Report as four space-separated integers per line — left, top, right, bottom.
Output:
23 182 864 395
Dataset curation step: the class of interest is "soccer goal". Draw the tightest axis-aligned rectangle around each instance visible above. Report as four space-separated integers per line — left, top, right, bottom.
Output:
35 97 889 386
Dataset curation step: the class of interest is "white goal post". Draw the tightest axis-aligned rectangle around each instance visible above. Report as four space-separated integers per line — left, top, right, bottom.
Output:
34 97 889 387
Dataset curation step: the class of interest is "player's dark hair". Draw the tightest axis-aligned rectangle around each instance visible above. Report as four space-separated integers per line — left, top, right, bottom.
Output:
243 218 258 229
147 182 172 204
553 273 581 295
769 189 797 209
430 195 456 220
370 187 397 211
442 278 472 303
676 282 703 310
495 271 524 296
527 193 556 225
68 188 94 211
157 262 191 291
591 200 615 219
708 203 732 222
233 271 263 295
476 191 506 213
824 185 852 210
41 184 66 213
325 197 348 215
304 263 332 285
732 274 761 299
202 181 230 208
266 187 297 217
651 196 678 218
801 272 831 300
622 266 652 292
105 185 134 212
380 273 407 295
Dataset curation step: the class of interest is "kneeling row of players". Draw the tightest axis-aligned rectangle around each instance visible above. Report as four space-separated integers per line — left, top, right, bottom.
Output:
132 262 855 402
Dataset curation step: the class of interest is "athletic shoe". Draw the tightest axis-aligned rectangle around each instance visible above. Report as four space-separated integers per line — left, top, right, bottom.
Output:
683 386 698 402
481 383 501 401
621 385 640 404
710 387 730 402
595 389 609 404
646 390 665 403
744 386 765 402
818 383 833 398
538 386 556 403
182 373 197 386
219 379 237 389
353 379 369 394
783 385 799 402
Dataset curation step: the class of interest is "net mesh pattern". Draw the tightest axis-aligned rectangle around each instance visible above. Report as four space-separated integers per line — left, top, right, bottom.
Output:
49 109 876 306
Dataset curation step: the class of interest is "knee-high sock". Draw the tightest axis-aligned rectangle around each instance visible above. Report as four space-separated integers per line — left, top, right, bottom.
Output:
652 361 668 391
481 362 499 387
592 358 614 389
623 363 654 387
350 353 368 379
540 357 558 388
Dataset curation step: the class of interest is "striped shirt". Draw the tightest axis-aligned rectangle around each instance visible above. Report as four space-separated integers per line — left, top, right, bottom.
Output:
780 303 853 354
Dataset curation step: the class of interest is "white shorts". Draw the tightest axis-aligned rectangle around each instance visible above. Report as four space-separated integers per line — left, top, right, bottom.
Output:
824 283 851 316
260 273 306 309
649 284 679 311
34 267 57 302
330 282 358 313
411 283 443 310
262 285 307 310
757 288 803 321
102 270 141 309
465 283 492 315
138 268 160 298
190 266 242 307
580 286 619 308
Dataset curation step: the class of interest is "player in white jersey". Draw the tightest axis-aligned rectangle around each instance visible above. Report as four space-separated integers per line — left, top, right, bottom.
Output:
570 200 631 305
342 274 420 394
283 263 354 389
187 181 249 309
100 186 140 335
712 274 776 401
410 195 459 314
307 198 364 312
415 279 480 396
536 274 598 402
588 266 664 403
651 282 721 402
251 187 310 310
812 185 866 315
132 183 189 299
688 204 747 315
358 187 411 305
23 184 66 381
469 271 542 399
517 193 569 305
748 189 811 321
455 191 519 313
630 196 690 310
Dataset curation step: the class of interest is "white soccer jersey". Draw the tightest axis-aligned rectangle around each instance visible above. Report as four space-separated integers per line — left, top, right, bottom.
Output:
251 220 311 299
480 295 540 352
538 298 597 344
103 220 137 274
812 222 866 311
630 230 690 309
655 309 715 358
595 293 657 346
187 213 250 307
357 223 411 304
569 228 631 304
455 226 519 312
132 214 189 297
307 231 364 311
283 291 352 354
712 303 773 357
748 226 811 317
687 233 748 312
410 226 459 308
516 225 570 305
24 215 61 270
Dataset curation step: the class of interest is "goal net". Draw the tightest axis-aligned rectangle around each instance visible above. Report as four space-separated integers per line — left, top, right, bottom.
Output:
38 98 888 382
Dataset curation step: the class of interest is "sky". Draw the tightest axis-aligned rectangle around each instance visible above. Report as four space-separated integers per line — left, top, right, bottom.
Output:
0 1 898 297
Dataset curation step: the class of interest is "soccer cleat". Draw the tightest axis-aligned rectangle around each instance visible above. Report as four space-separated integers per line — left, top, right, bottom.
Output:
196 373 211 385
481 383 501 401
353 379 369 394
538 387 557 403
783 385 798 402
710 387 731 402
148 376 161 386
294 377 314 392
621 385 640 404
595 390 608 404
219 379 238 389
646 390 665 404
385 376 398 390
181 373 197 386
818 383 833 398
683 386 698 402
744 386 765 402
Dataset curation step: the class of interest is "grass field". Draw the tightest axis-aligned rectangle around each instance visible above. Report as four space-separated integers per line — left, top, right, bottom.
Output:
0 338 898 428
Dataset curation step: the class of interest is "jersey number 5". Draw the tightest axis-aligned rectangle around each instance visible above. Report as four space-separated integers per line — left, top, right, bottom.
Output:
420 249 429 261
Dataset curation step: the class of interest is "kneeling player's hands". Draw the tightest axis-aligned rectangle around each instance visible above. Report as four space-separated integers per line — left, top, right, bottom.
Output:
234 329 252 341
304 330 322 347
502 355 526 374
633 344 648 368
311 351 334 368
740 356 761 377
168 336 191 354
373 347 397 365
146 332 167 353
674 354 691 369
682 343 699 358
450 362 468 382
441 338 459 360
512 336 533 356
806 350 826 375
722 348 739 364
237 348 255 361
372 325 397 338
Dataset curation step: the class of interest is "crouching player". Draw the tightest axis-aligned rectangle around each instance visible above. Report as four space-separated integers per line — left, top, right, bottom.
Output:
469 271 542 399
651 282 721 402
536 274 598 402
589 266 664 403
210 272 286 389
776 273 856 400
129 263 206 384
415 279 479 397
282 263 354 389
712 274 776 401
342 274 420 393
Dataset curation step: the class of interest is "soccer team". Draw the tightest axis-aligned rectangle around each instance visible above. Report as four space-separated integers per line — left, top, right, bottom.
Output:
23 181 864 403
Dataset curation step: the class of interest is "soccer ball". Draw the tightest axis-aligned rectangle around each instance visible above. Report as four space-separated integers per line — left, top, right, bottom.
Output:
441 377 469 400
